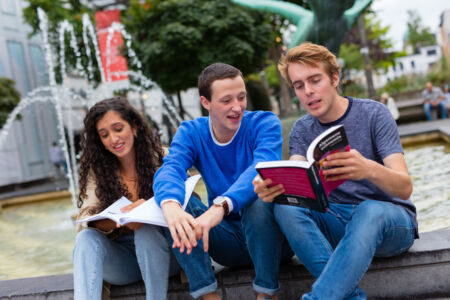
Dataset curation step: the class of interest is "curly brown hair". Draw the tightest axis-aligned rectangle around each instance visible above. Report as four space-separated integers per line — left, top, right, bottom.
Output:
77 97 164 214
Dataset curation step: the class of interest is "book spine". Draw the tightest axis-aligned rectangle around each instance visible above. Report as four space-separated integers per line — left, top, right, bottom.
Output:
307 164 329 212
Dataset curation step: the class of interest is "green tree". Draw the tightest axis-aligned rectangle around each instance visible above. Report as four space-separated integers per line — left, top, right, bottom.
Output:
339 11 395 95
405 10 436 53
123 0 273 117
340 11 394 71
0 78 21 128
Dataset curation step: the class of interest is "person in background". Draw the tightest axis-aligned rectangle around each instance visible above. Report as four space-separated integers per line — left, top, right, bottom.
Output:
49 141 66 178
422 82 447 121
443 84 450 117
380 92 399 121
254 42 418 300
73 97 178 300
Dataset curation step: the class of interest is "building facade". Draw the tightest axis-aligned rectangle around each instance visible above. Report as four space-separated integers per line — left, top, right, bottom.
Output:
0 0 59 186
385 45 442 81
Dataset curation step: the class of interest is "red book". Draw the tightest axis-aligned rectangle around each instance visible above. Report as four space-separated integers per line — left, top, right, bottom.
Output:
255 125 349 212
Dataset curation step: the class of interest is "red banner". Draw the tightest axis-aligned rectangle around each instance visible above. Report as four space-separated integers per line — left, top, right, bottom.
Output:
95 9 128 82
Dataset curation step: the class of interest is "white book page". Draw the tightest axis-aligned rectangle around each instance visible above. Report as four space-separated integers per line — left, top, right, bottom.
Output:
306 125 343 162
255 160 312 169
119 174 202 227
76 196 132 224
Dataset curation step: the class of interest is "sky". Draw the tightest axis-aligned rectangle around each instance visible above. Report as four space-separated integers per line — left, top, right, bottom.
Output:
371 0 450 51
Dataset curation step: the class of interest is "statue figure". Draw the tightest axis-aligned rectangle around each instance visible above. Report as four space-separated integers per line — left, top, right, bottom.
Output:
231 0 371 54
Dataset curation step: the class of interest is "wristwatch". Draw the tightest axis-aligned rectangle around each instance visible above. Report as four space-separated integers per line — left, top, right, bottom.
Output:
213 196 230 216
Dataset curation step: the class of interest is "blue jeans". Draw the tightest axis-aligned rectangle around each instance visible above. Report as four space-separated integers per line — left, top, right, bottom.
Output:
167 196 292 298
274 200 415 300
73 224 179 300
424 102 448 120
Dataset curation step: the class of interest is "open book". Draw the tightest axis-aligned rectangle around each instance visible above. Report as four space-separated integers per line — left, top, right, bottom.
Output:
76 174 201 227
255 125 349 212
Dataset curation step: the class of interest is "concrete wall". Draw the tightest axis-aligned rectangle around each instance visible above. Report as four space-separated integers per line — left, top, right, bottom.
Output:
1 229 449 299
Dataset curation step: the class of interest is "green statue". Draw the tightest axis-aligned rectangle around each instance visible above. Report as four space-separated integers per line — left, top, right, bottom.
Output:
231 0 371 54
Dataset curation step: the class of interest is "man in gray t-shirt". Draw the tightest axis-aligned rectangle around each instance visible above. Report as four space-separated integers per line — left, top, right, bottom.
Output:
253 42 417 300
422 82 447 121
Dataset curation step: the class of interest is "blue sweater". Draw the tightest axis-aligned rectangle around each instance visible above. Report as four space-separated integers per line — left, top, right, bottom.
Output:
153 111 282 215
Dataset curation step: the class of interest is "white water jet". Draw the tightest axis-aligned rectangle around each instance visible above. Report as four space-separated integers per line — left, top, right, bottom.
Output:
0 8 184 209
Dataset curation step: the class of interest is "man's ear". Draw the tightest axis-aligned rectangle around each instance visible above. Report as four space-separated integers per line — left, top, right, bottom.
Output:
200 96 210 111
331 72 340 88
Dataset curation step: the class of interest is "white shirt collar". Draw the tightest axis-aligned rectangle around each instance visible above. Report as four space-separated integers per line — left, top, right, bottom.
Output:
208 117 241 146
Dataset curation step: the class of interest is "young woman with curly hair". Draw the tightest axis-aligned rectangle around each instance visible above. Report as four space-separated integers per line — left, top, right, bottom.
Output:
73 97 178 300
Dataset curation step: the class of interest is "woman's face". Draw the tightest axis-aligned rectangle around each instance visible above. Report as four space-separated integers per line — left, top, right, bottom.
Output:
96 110 136 160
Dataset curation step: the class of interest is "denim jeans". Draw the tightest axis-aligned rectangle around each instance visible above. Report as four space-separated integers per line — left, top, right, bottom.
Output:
274 200 415 300
424 102 448 120
167 196 292 298
73 224 179 300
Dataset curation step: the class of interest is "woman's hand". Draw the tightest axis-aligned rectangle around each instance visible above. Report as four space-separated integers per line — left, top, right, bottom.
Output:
252 175 284 203
120 198 146 231
162 201 200 254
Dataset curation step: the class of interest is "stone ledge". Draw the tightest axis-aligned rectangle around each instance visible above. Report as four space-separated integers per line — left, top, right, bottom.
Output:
1 229 449 300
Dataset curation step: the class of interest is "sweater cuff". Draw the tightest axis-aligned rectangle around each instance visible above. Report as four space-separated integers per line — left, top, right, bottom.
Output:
160 199 182 208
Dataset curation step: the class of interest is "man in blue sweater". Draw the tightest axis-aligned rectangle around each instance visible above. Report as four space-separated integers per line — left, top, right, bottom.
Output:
153 63 291 300
254 43 418 299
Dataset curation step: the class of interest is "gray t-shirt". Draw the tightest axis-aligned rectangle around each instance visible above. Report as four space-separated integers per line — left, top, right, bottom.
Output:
422 86 444 102
289 97 418 233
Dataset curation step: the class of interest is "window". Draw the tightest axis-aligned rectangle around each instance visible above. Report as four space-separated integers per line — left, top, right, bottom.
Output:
0 60 4 77
7 41 31 94
427 49 437 56
399 62 404 70
1 0 16 15
29 45 49 86
411 61 415 69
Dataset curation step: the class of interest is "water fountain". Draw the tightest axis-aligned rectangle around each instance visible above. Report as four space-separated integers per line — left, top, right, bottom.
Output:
0 8 183 208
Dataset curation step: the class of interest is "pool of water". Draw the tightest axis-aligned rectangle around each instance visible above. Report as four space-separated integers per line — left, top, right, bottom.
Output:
0 199 77 281
0 142 448 280
403 141 450 233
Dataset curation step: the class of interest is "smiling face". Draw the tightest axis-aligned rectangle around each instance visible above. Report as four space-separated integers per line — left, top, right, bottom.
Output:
200 75 247 143
96 110 136 161
288 62 344 123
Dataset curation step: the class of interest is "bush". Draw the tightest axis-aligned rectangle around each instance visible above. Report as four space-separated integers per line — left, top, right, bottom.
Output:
342 82 367 98
245 78 272 111
0 77 21 128
382 75 427 95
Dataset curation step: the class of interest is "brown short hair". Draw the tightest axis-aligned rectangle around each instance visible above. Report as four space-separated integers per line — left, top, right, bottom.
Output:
198 63 243 101
278 42 340 87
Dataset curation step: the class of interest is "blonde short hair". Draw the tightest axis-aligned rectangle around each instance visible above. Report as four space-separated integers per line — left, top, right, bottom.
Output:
278 42 341 87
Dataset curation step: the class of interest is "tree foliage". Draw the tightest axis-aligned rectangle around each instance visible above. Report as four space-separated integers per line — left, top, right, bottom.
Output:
405 10 436 53
340 11 395 71
123 0 273 94
0 78 21 128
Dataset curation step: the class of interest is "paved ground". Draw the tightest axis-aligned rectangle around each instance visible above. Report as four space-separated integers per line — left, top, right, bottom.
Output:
397 118 450 137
